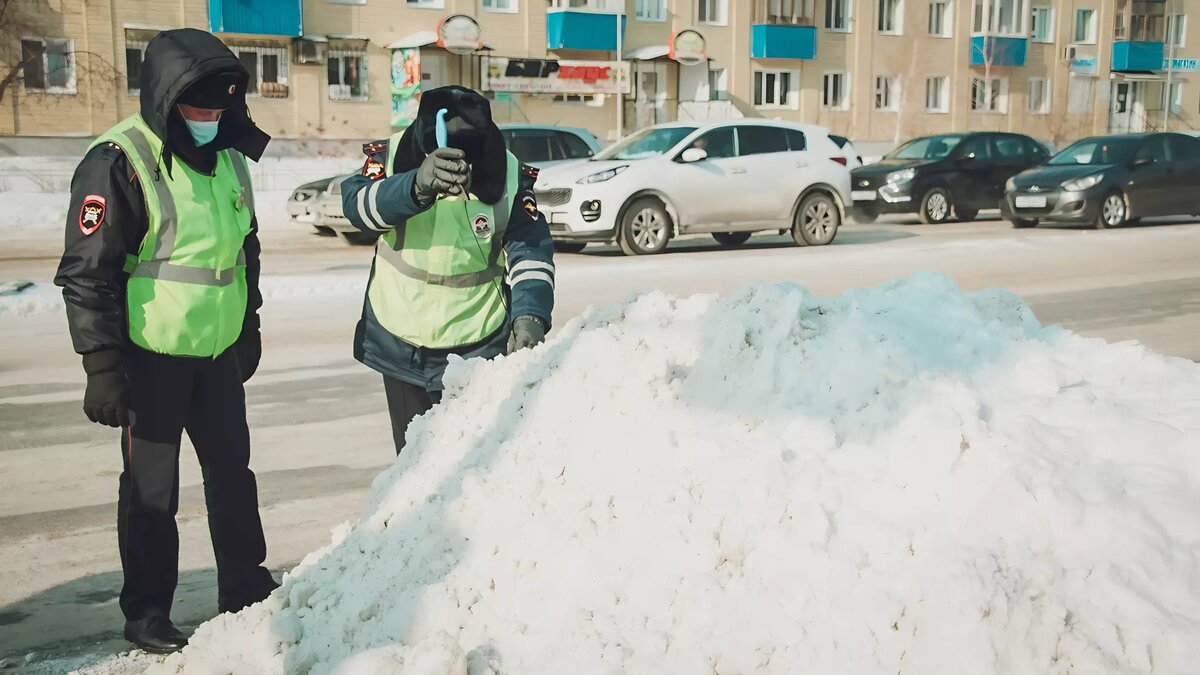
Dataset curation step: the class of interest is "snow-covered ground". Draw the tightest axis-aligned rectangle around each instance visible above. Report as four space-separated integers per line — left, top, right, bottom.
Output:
70 273 1200 675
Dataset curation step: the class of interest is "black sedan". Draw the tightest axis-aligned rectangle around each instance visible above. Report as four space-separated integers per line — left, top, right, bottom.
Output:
1003 132 1200 229
851 132 1048 224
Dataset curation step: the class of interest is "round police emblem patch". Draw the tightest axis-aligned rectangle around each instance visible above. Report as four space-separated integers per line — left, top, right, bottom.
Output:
472 214 492 238
79 194 107 235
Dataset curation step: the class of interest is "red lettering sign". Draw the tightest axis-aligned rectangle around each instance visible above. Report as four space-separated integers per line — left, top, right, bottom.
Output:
559 65 612 84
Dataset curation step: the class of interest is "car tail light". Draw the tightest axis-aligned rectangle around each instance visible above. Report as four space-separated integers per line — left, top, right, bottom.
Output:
830 156 848 166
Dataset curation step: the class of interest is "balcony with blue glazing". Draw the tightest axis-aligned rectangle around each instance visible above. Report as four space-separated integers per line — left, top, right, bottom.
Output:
1110 2 1167 72
969 35 1028 67
546 0 626 52
209 0 302 36
750 4 817 60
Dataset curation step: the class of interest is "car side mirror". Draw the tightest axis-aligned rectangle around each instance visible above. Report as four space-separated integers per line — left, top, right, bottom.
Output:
680 147 708 163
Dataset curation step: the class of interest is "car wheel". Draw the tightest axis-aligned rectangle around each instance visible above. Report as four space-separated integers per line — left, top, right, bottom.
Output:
340 231 380 246
712 232 752 247
1010 218 1038 229
919 188 953 224
1095 192 1128 229
554 241 587 254
793 192 840 246
853 209 878 224
619 198 672 256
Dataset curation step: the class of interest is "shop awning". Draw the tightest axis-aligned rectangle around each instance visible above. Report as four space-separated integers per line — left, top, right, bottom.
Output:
1111 72 1166 81
387 31 493 51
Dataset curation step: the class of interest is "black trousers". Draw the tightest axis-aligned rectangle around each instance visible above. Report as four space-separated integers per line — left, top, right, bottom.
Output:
383 376 442 455
117 347 273 621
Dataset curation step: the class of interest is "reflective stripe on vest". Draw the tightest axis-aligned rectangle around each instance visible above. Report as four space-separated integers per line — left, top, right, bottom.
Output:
92 114 253 357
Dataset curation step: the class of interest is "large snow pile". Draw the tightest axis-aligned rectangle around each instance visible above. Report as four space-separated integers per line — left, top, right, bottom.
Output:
139 273 1199 675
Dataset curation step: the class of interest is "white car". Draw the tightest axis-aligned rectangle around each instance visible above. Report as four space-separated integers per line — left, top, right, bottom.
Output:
533 120 852 255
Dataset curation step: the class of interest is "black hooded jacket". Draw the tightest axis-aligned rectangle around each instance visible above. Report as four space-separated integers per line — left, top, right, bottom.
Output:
55 29 270 362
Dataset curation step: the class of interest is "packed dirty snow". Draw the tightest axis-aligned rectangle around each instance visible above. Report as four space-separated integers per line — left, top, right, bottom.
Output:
90 273 1200 675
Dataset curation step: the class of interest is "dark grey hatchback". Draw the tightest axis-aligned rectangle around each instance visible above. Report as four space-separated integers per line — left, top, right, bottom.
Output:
1002 133 1200 229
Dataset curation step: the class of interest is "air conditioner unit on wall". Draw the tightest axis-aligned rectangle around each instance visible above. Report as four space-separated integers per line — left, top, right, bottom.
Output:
293 38 326 65
1061 45 1078 62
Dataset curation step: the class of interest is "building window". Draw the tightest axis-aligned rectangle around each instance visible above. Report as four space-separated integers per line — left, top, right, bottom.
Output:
823 72 849 109
636 0 667 21
123 30 158 95
482 0 517 11
759 0 816 24
708 68 729 101
233 45 290 99
875 75 899 110
754 70 798 108
405 0 444 7
825 0 852 31
19 38 76 94
1030 6 1053 42
1074 8 1096 43
878 0 903 34
1067 75 1094 113
929 1 952 37
1167 14 1187 48
973 0 1025 35
327 47 368 101
698 0 729 25
925 75 949 112
971 76 1008 112
1162 81 1182 114
1028 77 1049 114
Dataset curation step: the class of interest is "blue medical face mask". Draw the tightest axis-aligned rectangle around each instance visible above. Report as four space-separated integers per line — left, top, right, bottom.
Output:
183 117 221 146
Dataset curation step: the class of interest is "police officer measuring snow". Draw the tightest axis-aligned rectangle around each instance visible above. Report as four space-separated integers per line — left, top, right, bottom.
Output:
54 29 278 653
340 86 555 454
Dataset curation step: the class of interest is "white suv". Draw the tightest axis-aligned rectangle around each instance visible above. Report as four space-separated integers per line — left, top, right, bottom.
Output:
533 120 852 255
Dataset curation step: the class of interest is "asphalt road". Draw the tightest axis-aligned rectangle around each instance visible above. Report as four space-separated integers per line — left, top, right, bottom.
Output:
2 214 1199 671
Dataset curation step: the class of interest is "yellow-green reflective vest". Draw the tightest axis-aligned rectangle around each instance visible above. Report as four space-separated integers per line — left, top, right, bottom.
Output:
91 114 254 357
369 133 517 349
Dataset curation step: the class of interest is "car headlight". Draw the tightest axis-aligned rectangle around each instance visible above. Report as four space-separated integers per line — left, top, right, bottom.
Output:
577 166 629 184
1062 173 1103 192
886 168 916 185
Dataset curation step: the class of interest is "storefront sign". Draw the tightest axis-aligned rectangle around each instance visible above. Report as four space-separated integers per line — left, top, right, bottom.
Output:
482 57 631 95
669 30 706 66
1163 58 1199 72
390 48 421 129
437 14 482 55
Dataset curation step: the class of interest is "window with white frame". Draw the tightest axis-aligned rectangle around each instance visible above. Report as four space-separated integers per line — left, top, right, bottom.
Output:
405 0 444 7
709 68 729 101
20 38 76 94
929 1 953 37
875 75 899 110
1074 8 1096 43
232 45 290 98
699 0 728 25
328 46 368 101
482 0 516 11
925 75 949 112
971 76 1008 112
825 0 852 31
1161 81 1182 113
123 30 157 95
1028 77 1049 113
754 70 798 108
1167 14 1187 48
973 0 1026 35
878 0 903 34
823 72 850 109
758 0 816 24
1030 6 1053 42
1067 75 1094 113
636 0 667 21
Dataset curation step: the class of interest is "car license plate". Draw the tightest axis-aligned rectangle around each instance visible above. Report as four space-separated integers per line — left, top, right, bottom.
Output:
1015 195 1048 208
851 190 877 201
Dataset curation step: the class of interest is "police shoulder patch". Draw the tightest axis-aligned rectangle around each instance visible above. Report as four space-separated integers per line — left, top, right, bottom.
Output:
362 157 385 180
79 194 106 235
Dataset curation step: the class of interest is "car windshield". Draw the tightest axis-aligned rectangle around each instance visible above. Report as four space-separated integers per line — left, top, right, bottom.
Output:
887 135 963 160
1048 138 1140 166
596 126 697 161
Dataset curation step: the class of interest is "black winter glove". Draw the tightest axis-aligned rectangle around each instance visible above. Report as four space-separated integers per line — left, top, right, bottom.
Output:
82 349 130 428
507 316 547 354
413 147 470 206
235 316 262 383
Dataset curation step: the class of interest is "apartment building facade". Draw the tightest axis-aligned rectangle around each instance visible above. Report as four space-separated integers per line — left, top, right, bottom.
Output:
2 0 1197 150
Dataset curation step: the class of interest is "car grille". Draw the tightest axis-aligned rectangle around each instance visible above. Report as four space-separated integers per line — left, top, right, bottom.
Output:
536 188 572 207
